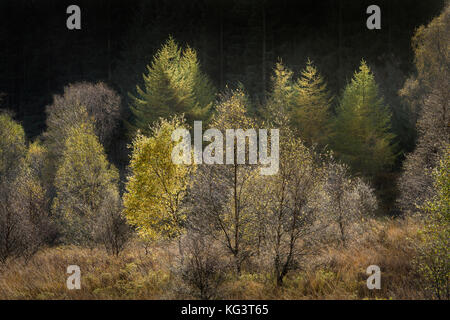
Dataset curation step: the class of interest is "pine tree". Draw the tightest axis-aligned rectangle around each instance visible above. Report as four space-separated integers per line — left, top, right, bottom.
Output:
331 60 396 178
128 38 215 135
292 59 332 147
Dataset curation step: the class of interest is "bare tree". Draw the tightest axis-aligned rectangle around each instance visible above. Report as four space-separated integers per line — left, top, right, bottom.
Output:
398 5 450 215
324 160 377 247
179 233 227 299
43 82 121 183
45 82 121 147
95 188 131 256
255 135 325 286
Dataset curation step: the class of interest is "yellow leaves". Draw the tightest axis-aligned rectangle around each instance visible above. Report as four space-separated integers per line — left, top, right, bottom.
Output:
124 116 194 241
53 119 119 221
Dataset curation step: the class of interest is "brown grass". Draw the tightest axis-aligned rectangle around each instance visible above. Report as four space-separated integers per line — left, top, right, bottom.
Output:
0 218 426 300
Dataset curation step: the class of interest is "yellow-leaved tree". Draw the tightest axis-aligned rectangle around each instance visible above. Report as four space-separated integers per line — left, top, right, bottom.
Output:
123 115 194 244
52 120 120 246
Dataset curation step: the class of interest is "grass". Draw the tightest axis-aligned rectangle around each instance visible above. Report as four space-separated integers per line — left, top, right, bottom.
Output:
0 218 427 300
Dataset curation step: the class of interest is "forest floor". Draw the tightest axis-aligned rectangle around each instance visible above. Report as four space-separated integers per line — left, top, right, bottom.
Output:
0 218 427 300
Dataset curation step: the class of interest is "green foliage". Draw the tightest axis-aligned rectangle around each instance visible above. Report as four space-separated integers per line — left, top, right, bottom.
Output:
266 61 294 114
128 37 215 135
43 105 93 184
416 147 449 299
291 59 333 146
211 87 255 130
411 5 450 94
20 141 53 243
52 121 119 245
266 60 332 147
123 115 194 242
0 112 26 179
331 60 396 178
0 113 48 261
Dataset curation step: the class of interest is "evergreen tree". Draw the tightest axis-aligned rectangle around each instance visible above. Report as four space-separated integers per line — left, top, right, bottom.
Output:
265 61 294 122
331 60 396 178
128 38 215 135
291 59 332 147
266 60 332 147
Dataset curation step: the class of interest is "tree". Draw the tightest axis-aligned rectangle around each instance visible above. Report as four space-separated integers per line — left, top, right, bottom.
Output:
256 132 325 286
43 82 121 184
398 5 449 215
291 59 333 147
19 141 54 245
372 57 416 154
52 120 120 246
95 188 131 256
415 147 449 299
44 82 121 148
0 113 44 262
186 88 259 275
128 38 215 135
324 159 377 247
123 115 193 243
331 60 396 178
179 233 226 299
264 61 295 127
265 60 332 147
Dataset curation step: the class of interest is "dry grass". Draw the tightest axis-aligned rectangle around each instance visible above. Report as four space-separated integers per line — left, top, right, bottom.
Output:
0 218 427 300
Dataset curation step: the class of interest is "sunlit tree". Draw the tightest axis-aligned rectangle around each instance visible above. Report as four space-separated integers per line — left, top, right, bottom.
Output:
123 115 193 243
128 37 215 135
52 121 120 245
332 60 396 178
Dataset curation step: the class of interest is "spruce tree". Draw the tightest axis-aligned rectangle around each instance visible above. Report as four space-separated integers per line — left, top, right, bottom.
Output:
128 37 215 135
332 60 396 178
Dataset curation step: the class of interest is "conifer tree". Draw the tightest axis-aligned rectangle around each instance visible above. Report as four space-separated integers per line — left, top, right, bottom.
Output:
292 60 332 146
265 61 294 126
266 60 332 147
331 60 396 178
128 38 215 135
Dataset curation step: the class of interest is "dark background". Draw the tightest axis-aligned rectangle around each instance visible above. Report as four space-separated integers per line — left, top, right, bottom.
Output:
0 0 445 138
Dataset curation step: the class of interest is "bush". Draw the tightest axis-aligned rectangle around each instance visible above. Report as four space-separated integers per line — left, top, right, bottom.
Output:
179 234 227 299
